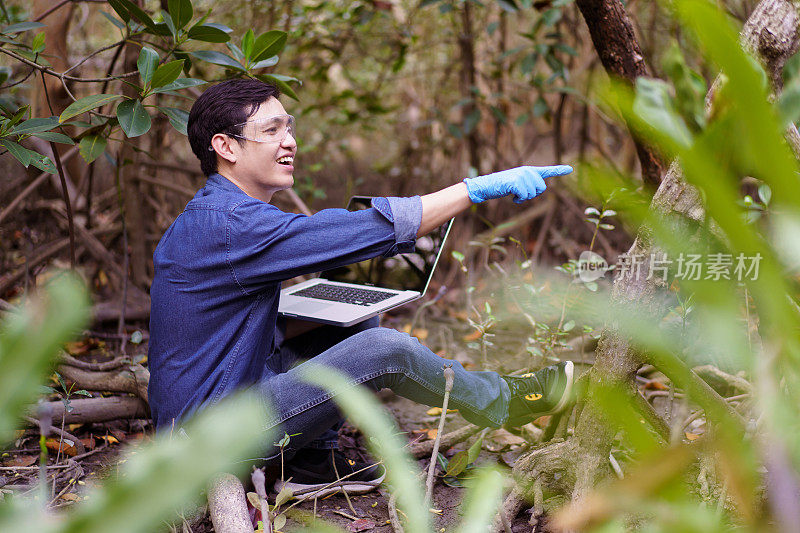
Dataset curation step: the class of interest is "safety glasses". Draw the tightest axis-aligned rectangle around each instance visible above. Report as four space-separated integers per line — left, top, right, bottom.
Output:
228 114 295 144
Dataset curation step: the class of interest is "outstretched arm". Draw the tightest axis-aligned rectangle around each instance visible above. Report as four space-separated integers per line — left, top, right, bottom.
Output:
417 165 573 238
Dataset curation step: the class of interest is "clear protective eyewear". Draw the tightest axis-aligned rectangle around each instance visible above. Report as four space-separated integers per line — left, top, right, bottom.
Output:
229 114 296 144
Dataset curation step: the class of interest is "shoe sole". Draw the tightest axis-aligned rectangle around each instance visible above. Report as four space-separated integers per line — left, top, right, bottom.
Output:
533 360 574 418
274 471 386 501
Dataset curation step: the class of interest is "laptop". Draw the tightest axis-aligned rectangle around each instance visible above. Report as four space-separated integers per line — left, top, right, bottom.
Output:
278 196 454 327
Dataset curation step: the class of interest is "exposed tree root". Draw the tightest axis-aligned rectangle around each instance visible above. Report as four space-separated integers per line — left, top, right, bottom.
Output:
492 439 578 532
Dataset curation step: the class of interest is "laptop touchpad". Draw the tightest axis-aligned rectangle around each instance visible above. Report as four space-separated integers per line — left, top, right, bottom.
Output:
282 301 335 313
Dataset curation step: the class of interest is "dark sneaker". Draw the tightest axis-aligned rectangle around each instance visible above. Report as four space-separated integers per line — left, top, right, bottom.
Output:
274 448 386 500
502 361 574 426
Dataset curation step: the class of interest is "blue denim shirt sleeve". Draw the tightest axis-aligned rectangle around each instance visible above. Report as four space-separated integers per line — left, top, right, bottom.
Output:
227 195 422 294
371 196 422 255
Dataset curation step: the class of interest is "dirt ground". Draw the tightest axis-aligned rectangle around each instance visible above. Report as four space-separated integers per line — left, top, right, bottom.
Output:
2 313 563 531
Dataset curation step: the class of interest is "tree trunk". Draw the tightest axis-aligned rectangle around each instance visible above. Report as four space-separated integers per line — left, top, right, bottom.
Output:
458 1 481 174
574 0 665 187
119 0 152 288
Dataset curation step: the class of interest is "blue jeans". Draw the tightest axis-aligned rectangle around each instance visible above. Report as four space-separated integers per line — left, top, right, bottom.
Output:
254 317 511 465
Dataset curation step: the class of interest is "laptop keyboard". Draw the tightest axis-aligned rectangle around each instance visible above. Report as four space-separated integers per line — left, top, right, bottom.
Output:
291 284 396 306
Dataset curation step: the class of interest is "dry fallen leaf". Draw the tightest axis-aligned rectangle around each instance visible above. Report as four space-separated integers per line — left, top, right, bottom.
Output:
411 428 438 440
425 407 458 416
98 435 119 445
643 380 668 391
4 455 37 468
489 429 526 447
45 438 77 457
346 518 376 532
685 432 701 441
60 493 81 502
462 329 483 342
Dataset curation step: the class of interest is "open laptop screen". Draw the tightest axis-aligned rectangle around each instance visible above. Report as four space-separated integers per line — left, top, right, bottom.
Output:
319 196 454 293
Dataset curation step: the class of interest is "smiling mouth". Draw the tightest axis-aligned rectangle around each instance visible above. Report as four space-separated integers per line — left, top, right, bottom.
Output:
277 156 294 165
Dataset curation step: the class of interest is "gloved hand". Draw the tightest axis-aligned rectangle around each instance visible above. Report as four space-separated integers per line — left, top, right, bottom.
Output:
463 165 573 204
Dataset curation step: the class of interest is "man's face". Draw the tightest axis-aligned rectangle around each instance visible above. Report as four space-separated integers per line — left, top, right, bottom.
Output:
225 97 297 200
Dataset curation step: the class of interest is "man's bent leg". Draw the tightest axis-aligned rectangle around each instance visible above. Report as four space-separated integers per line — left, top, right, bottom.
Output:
256 327 510 465
272 316 381 452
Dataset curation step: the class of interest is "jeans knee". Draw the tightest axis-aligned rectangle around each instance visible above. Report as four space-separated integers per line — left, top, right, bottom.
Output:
357 327 421 370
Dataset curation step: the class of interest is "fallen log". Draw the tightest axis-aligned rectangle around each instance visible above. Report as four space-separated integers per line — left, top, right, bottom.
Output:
57 363 150 403
27 396 149 425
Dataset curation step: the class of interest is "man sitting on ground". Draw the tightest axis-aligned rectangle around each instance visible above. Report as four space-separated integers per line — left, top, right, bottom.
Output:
147 78 575 497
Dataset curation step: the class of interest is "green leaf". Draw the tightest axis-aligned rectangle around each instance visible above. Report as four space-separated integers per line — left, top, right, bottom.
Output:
466 429 486 463
115 0 157 32
79 135 108 164
106 0 131 23
158 106 189 135
150 22 173 37
250 56 278 70
758 184 772 206
255 74 299 101
0 275 89 445
226 42 245 62
632 77 692 148
0 139 33 167
1 22 45 34
242 29 255 59
160 10 176 37
32 131 74 144
137 47 159 87
116 99 152 138
6 105 29 130
150 60 184 89
29 153 56 173
251 30 287 62
31 32 45 54
273 514 287 530
151 77 206 95
563 320 575 332
300 366 431 533
168 0 193 29
274 486 293 507
190 50 243 70
8 116 59 135
497 0 519 12
100 10 127 30
187 24 231 43
60 94 123 123
445 450 469 477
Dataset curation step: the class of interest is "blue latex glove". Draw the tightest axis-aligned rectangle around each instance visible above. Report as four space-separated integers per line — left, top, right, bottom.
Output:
463 165 573 204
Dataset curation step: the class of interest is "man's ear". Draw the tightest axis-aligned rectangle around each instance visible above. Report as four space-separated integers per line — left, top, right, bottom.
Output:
210 133 237 165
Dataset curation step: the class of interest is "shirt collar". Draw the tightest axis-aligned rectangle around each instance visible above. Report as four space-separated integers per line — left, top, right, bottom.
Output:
205 172 247 195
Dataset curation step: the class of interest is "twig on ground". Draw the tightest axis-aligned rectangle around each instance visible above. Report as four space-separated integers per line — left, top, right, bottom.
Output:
410 424 481 458
425 364 455 507
23 416 85 456
387 490 404 533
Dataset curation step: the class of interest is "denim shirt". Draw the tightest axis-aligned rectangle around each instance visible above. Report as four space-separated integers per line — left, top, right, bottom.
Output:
148 172 422 430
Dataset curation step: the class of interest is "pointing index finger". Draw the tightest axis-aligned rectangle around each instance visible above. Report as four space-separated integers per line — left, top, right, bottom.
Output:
532 165 574 179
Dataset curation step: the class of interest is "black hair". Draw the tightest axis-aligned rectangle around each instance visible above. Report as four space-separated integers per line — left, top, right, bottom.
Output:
187 78 281 176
